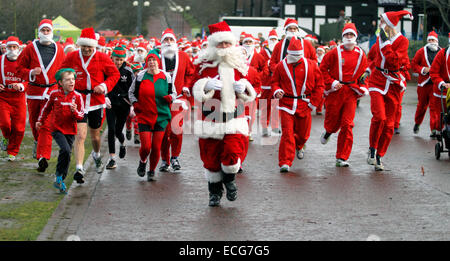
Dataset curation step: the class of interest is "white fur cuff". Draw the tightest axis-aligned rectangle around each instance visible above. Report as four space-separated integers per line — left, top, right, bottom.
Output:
221 158 241 174
235 78 256 103
205 169 223 183
193 78 215 102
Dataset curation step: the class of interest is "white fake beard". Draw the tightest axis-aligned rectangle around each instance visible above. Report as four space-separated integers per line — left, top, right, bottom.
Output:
161 43 178 59
243 44 254 58
342 37 357 49
6 49 19 60
317 54 324 63
195 45 249 76
286 53 303 64
427 43 439 52
268 41 277 52
39 32 54 45
285 31 299 40
134 54 146 63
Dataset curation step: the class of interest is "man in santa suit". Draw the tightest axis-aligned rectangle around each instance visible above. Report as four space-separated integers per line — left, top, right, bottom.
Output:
269 18 317 74
260 29 280 137
127 42 147 67
61 27 120 183
362 11 412 171
158 28 195 173
429 35 450 138
319 23 369 167
315 45 327 116
271 37 324 172
0 37 27 161
241 33 266 140
17 19 65 172
411 31 442 137
192 21 256 206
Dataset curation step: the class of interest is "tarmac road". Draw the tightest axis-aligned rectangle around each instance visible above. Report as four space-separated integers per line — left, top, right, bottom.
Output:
38 84 450 241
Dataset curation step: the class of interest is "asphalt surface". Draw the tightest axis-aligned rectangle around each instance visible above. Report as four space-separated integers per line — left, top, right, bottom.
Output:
38 84 450 241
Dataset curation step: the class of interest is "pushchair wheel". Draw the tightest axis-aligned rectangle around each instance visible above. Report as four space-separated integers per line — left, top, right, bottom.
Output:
435 143 441 160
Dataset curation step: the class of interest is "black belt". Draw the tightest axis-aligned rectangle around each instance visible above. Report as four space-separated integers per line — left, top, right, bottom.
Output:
339 81 355 85
202 103 244 123
376 67 399 74
29 82 56 88
75 89 94 95
284 94 311 99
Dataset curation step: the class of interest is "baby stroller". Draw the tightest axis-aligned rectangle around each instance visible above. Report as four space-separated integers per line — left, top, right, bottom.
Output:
435 86 450 160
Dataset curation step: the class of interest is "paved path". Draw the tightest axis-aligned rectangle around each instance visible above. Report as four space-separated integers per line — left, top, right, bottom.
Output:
38 85 450 241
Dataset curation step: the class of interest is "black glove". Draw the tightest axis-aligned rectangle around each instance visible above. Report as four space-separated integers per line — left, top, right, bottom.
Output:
360 71 370 85
379 28 389 42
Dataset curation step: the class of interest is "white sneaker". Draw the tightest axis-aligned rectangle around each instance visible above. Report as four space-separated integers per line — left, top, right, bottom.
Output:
336 159 350 167
320 132 330 145
262 128 270 137
280 165 290 173
8 155 16 161
296 148 305 159
249 134 254 142
375 157 384 171
367 148 376 165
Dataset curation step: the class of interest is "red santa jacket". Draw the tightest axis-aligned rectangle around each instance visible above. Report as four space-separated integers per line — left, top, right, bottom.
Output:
247 66 262 95
160 51 195 96
271 57 324 116
411 45 442 87
319 45 368 97
61 49 120 112
192 62 257 140
367 33 410 94
249 50 268 85
1 55 27 96
38 88 85 135
269 37 317 74
17 40 65 100
429 47 450 99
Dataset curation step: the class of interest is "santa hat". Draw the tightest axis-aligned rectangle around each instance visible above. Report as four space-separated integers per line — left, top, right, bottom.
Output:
329 40 337 47
39 19 53 32
304 34 313 41
136 42 147 52
201 39 208 48
207 21 236 47
317 46 325 52
242 33 254 44
161 28 177 43
381 10 413 28
268 29 278 40
287 37 303 56
342 23 358 38
63 37 76 52
426 31 438 42
1 40 7 47
6 36 20 47
240 31 246 38
284 18 298 31
192 41 200 50
111 46 127 58
182 44 192 53
98 36 106 48
77 28 98 47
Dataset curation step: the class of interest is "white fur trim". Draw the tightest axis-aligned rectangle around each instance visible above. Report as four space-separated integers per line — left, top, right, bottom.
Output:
273 89 283 98
438 81 446 90
287 50 304 56
193 78 215 102
427 36 438 42
219 63 237 113
204 169 223 183
235 78 256 103
284 23 299 31
77 37 98 47
6 41 19 47
39 23 53 32
208 31 236 47
342 28 357 37
381 13 395 28
221 158 241 174
64 45 75 53
194 117 249 140
161 33 176 43
331 80 340 89
379 40 391 49
308 103 316 110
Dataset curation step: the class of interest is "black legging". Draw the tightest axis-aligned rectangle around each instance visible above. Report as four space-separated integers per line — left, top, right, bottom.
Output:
52 131 75 180
106 102 130 154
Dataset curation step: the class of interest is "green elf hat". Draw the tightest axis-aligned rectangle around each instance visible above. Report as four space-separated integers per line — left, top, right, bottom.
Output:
55 68 77 83
131 63 143 73
112 46 127 58
145 49 161 66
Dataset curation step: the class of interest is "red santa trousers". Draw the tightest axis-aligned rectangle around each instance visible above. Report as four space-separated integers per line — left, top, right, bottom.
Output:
316 95 325 113
27 98 53 160
245 98 258 133
0 93 26 156
199 134 247 173
139 130 165 171
278 110 311 167
324 91 357 161
394 91 405 129
259 90 280 130
161 108 185 162
126 115 139 135
430 95 447 131
414 83 434 130
369 88 402 157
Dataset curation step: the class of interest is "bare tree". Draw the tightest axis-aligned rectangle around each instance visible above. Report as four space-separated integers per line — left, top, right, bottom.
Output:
426 0 450 30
